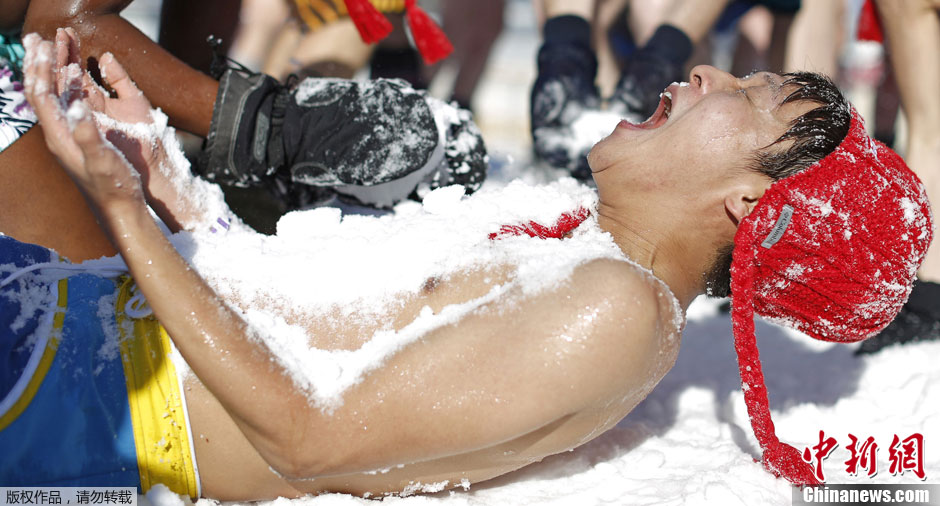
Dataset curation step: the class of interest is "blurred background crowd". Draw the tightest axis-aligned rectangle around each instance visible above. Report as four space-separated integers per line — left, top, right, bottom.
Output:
81 0 933 163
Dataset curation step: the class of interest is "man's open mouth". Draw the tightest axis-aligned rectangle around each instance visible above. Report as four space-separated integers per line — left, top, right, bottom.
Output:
627 87 673 130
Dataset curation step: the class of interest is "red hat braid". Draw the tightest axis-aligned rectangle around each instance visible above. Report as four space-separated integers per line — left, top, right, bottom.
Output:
404 0 453 64
341 0 452 64
730 227 821 486
343 0 393 44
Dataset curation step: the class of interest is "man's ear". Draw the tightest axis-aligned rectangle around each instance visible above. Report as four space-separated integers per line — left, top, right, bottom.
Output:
723 182 769 226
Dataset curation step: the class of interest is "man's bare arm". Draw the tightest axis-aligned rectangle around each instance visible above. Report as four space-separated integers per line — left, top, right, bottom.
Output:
23 0 218 136
279 260 668 478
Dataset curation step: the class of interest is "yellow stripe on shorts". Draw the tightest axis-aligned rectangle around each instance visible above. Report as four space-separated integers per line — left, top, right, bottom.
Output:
117 278 199 498
0 279 66 432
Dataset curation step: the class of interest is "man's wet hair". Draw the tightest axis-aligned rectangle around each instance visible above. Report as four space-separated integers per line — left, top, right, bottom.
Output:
704 72 852 298
751 71 852 181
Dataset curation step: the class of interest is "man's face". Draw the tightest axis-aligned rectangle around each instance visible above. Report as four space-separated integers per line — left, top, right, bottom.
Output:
588 66 814 188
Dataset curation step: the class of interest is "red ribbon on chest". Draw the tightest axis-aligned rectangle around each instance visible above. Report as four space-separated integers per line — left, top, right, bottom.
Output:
488 206 591 240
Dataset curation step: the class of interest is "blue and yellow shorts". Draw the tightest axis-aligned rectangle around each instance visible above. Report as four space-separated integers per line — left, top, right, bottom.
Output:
0 236 199 497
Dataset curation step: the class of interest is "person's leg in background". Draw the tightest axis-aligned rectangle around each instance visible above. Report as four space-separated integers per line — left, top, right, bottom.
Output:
530 0 601 179
730 3 794 76
730 5 774 76
858 0 940 352
592 0 629 99
158 0 242 75
872 54 900 148
289 19 373 79
437 0 506 111
610 0 729 118
370 13 425 88
227 0 292 72
784 0 844 75
876 0 940 282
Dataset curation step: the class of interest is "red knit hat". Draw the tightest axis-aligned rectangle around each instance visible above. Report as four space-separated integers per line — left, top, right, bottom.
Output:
730 107 934 485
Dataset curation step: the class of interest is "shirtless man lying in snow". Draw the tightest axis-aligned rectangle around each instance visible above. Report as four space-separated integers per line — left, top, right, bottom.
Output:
0 26 932 500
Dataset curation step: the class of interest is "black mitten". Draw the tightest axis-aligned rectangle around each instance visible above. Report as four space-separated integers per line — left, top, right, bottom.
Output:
199 70 487 208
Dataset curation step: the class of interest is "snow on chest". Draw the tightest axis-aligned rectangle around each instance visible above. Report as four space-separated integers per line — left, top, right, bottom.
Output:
178 179 626 409
185 179 622 314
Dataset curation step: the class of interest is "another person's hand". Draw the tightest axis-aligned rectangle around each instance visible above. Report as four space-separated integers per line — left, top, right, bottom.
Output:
53 28 169 189
41 28 230 234
23 33 146 215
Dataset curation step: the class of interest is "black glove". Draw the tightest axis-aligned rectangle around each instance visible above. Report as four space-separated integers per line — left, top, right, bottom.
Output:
199 70 487 208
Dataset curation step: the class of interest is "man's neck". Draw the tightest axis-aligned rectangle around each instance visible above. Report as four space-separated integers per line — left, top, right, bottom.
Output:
596 201 703 310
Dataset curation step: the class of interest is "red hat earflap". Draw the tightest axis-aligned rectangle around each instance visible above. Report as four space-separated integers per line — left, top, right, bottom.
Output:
730 229 821 486
404 0 454 65
343 0 393 44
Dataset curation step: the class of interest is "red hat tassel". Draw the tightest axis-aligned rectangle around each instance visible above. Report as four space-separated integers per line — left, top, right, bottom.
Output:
343 0 393 44
404 0 453 65
730 244 821 487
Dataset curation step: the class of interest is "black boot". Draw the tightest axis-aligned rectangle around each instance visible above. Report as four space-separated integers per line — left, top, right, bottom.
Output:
856 280 940 354
609 24 692 120
530 16 601 180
